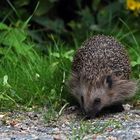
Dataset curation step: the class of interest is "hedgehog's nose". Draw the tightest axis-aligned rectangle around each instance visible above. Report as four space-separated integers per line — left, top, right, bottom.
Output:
85 113 97 119
85 110 100 119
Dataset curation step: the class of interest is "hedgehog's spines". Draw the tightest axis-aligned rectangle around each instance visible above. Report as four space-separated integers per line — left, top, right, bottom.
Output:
72 35 131 81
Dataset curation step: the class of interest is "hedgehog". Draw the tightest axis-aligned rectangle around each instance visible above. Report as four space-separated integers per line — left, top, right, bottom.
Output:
69 35 137 118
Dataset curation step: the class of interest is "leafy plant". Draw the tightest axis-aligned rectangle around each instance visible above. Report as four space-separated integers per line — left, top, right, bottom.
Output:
0 22 74 110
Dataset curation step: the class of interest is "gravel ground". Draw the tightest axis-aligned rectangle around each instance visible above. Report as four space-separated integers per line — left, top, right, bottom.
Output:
0 105 140 140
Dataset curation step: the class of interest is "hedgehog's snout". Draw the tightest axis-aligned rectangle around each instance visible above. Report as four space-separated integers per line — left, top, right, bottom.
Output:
85 109 100 119
84 98 102 119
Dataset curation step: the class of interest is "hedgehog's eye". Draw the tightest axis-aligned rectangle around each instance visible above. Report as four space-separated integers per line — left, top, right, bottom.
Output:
94 98 101 104
106 75 112 88
81 95 84 104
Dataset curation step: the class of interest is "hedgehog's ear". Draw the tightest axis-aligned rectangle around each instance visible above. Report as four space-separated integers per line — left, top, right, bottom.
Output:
106 75 113 88
106 72 122 89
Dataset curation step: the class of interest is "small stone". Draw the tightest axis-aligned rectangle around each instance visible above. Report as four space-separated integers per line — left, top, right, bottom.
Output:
68 106 77 111
53 128 59 133
62 124 65 128
11 138 16 140
107 136 117 140
32 136 40 140
53 134 67 140
123 104 132 111
0 114 5 119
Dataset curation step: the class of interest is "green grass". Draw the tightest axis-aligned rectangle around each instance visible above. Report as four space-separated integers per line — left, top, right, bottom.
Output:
0 23 74 110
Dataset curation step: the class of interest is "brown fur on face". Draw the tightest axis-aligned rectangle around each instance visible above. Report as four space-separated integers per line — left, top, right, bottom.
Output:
69 72 137 117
